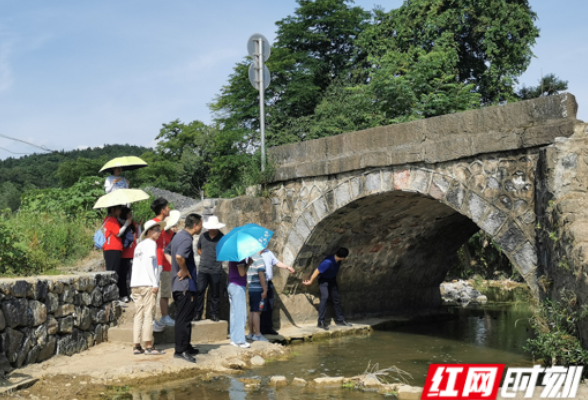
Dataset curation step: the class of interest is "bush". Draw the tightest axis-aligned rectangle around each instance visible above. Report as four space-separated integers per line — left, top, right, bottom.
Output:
525 290 588 367
20 176 105 220
0 210 95 275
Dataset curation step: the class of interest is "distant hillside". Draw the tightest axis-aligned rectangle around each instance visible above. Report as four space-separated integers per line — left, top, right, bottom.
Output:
0 144 150 210
0 144 150 189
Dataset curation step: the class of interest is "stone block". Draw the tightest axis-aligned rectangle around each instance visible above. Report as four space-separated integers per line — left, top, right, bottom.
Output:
468 193 487 224
312 197 329 220
250 355 265 366
45 292 59 313
27 300 47 326
25 344 41 366
90 287 103 307
59 286 75 304
365 172 381 193
58 316 74 334
47 316 58 335
313 377 344 387
51 281 64 295
12 281 28 298
479 208 507 235
409 169 431 193
334 183 351 208
445 182 466 210
495 223 526 253
103 283 119 302
394 169 410 191
292 378 307 387
14 333 33 368
37 335 56 362
54 303 75 318
36 280 49 301
269 376 288 387
381 169 394 191
81 292 92 306
0 310 5 331
3 327 24 364
512 242 538 276
397 385 423 400
1 298 28 328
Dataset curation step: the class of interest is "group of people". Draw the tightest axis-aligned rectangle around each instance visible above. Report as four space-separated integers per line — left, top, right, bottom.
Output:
100 166 353 363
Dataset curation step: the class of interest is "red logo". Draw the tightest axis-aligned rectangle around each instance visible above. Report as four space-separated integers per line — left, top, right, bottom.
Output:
422 364 505 400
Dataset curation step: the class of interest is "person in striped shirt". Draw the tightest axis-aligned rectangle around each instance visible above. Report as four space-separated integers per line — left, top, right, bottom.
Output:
246 253 268 342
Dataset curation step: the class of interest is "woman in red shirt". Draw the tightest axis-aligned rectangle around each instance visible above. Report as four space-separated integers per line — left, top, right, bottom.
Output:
119 207 138 303
103 205 132 276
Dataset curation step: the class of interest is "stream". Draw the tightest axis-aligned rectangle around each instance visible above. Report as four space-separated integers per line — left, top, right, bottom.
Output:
130 291 535 399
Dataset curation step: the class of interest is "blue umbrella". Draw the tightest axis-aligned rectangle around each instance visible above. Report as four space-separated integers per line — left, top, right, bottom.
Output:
216 223 274 261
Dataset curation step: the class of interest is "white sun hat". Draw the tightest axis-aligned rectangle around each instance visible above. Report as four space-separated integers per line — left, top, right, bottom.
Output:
140 220 166 242
164 210 181 231
203 215 226 230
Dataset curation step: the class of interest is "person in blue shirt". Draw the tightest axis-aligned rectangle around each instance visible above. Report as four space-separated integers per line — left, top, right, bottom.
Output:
302 247 351 330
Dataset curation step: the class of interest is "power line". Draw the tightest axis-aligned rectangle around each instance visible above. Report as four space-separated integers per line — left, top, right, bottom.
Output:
0 133 56 153
0 146 32 155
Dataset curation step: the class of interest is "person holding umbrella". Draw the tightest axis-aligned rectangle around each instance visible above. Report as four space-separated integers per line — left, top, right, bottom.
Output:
215 223 274 344
104 167 129 193
93 188 151 279
100 156 148 194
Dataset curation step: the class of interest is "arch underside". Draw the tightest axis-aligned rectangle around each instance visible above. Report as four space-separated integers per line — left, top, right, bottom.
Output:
291 191 485 318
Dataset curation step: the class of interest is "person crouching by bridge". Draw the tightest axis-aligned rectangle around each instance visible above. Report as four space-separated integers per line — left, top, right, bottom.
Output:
259 249 295 335
130 219 166 356
302 248 352 330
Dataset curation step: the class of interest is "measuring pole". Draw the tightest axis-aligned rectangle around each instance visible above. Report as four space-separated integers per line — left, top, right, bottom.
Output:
258 38 266 172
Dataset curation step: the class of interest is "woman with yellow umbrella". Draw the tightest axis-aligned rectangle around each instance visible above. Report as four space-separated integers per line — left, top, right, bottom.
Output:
94 189 151 294
100 156 148 193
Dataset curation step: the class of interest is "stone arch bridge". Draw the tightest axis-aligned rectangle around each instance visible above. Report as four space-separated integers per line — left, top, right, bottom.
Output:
215 94 587 327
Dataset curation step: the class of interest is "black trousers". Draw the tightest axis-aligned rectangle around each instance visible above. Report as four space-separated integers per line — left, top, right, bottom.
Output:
260 280 275 333
104 250 121 272
173 290 196 354
318 278 345 323
194 272 222 319
116 258 131 298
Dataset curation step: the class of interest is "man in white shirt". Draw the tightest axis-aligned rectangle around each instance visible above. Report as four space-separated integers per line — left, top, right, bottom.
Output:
259 249 295 335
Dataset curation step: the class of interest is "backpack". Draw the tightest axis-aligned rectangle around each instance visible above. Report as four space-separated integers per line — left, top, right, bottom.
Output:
93 221 107 249
123 228 135 248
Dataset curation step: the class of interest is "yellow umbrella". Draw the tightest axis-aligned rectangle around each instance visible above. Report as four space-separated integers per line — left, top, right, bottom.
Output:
99 156 148 173
93 189 150 209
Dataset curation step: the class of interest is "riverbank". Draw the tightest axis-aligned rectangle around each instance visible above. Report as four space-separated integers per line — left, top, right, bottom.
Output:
1 316 435 398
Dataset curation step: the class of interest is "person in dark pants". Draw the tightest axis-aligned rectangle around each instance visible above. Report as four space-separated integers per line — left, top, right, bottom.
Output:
259 249 295 335
194 216 225 322
302 248 352 330
164 213 203 363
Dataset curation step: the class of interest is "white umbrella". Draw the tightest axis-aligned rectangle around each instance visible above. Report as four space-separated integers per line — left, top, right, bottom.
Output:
93 189 150 209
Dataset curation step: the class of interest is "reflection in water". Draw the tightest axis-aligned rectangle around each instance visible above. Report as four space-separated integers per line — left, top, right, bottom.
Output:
131 303 534 399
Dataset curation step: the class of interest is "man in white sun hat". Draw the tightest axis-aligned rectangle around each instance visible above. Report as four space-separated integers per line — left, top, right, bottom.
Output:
194 215 225 322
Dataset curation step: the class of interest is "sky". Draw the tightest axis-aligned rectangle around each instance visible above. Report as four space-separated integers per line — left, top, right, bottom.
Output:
0 0 586 158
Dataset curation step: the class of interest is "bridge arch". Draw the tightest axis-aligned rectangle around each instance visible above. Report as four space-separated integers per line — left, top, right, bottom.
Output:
276 157 540 320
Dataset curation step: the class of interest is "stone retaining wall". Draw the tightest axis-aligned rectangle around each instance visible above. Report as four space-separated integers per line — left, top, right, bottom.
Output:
0 272 121 377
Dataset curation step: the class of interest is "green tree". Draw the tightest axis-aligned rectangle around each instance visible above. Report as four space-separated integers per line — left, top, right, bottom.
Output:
517 73 568 100
0 182 22 211
207 0 369 195
359 0 540 104
57 157 107 187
